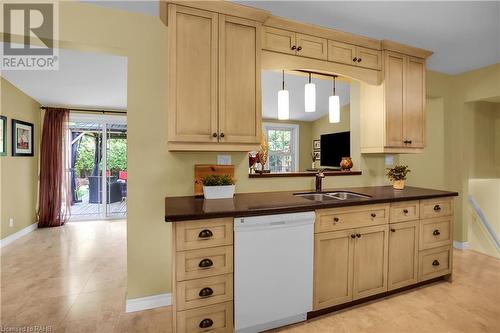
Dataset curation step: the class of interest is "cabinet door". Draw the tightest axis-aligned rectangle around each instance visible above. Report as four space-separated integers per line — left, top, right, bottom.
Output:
352 225 388 300
296 33 327 60
404 57 425 148
327 40 356 65
262 26 296 55
218 15 262 144
356 47 382 70
313 230 354 310
388 221 419 290
168 5 218 143
384 51 406 147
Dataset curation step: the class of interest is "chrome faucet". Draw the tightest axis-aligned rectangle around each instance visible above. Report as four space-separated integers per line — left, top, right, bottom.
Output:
315 170 325 192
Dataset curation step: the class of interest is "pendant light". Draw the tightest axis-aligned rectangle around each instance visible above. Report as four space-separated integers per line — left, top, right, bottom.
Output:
278 70 289 120
304 72 316 112
329 75 340 123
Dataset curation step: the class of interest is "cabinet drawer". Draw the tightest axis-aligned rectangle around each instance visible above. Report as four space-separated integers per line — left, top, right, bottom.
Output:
316 204 389 233
419 217 452 250
419 246 452 281
175 218 233 251
390 201 419 223
356 47 382 70
176 246 233 281
420 197 453 219
176 301 233 333
176 274 233 311
327 40 356 65
296 33 327 60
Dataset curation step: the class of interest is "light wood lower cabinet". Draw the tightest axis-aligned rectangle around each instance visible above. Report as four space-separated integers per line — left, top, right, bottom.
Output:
388 220 419 290
314 197 454 311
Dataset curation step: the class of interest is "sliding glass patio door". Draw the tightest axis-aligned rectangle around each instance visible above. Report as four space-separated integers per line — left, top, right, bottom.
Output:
68 114 127 220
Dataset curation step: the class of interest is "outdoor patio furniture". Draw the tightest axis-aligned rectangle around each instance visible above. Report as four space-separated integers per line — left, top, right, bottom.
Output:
88 176 123 204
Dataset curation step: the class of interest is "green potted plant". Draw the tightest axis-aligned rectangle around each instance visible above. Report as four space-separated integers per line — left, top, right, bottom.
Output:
201 174 235 199
386 165 411 190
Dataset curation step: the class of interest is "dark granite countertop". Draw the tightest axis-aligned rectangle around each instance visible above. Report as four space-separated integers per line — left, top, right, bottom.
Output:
164 186 458 222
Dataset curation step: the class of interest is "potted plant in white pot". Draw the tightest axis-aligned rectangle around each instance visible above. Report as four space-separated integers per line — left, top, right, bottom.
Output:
386 165 411 190
202 174 235 199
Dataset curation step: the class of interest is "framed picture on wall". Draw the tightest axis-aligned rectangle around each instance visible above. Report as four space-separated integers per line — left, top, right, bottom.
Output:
0 116 6 156
313 139 321 151
12 119 34 157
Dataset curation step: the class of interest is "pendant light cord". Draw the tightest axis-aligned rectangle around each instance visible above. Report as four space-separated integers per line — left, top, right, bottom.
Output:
309 72 312 83
282 70 285 90
333 75 337 96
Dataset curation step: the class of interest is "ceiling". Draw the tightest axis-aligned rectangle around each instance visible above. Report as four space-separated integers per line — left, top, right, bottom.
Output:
84 0 499 75
262 70 350 122
1 45 128 110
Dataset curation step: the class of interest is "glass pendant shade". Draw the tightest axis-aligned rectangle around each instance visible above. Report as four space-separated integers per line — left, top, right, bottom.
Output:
278 89 289 120
329 95 340 123
304 83 316 112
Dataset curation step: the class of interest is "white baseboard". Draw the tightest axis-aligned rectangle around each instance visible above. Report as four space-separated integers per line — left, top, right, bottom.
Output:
453 241 469 250
0 222 38 248
126 293 172 313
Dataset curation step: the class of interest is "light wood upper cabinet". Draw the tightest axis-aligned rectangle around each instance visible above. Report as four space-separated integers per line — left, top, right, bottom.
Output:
219 15 262 143
168 5 219 143
313 230 354 310
328 41 381 70
262 27 327 60
352 225 388 300
388 221 419 290
167 4 261 151
360 51 427 153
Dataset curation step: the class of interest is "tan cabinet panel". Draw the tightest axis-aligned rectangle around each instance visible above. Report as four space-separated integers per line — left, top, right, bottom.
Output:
352 224 389 300
404 57 425 148
176 301 233 333
420 217 452 250
385 51 406 147
356 47 382 70
176 274 233 311
419 246 452 282
219 15 262 144
313 230 354 310
420 197 454 219
175 218 233 251
168 5 219 143
390 201 420 223
327 40 356 65
388 221 419 290
296 33 328 60
262 26 295 55
176 246 233 281
316 204 389 233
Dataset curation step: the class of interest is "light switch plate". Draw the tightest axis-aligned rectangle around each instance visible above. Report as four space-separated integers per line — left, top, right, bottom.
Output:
385 155 394 166
217 155 231 165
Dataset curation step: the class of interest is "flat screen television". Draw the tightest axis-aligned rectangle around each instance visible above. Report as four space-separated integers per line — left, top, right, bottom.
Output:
320 131 350 168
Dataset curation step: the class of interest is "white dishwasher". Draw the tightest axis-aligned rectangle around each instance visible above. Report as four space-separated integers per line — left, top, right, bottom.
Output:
234 211 315 333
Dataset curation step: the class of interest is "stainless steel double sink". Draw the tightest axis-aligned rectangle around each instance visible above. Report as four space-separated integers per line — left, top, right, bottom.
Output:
294 191 371 202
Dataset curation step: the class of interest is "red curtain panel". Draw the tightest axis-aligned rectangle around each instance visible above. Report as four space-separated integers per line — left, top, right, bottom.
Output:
38 108 71 228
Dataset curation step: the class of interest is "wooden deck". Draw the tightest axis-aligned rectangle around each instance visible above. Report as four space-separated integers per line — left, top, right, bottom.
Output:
71 200 126 218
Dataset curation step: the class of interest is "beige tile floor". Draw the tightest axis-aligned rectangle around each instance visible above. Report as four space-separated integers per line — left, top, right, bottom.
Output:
1 220 499 332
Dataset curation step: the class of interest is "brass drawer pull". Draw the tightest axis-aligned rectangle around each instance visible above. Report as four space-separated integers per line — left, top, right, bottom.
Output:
432 260 440 266
199 287 214 298
403 209 409 214
434 205 441 211
199 318 213 329
198 229 213 239
333 217 339 223
198 258 213 268
433 229 441 236
371 213 377 218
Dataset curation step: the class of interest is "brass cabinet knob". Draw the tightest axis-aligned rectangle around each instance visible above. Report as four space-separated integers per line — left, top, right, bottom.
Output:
351 234 356 239
357 58 362 63
371 213 376 218
212 133 218 138
291 45 297 50
353 57 358 62
390 228 396 232
297 46 302 51
403 209 409 214
220 133 225 138
333 217 339 222
356 233 361 238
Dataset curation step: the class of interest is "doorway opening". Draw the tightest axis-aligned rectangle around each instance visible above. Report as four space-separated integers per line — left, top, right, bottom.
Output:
68 113 127 220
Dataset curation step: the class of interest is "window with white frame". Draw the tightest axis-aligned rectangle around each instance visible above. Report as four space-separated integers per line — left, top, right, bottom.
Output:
263 123 299 173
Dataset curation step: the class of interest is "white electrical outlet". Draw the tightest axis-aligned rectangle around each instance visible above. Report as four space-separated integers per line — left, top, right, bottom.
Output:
385 155 394 166
9 218 14 228
217 155 231 165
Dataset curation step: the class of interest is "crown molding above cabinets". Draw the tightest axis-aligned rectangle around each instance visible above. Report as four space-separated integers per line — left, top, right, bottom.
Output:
161 1 432 152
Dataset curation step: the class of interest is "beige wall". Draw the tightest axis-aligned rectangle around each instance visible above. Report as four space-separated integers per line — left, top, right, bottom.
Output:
5 2 499 299
0 78 41 239
311 104 351 141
